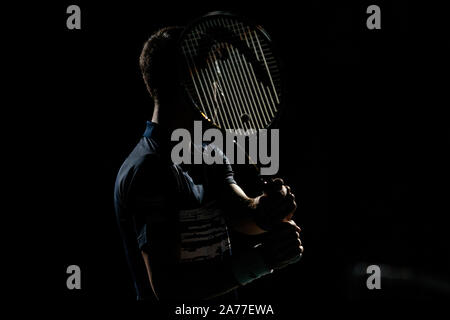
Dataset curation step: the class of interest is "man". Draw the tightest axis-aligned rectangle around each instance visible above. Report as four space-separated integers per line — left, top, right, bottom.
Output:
114 26 303 301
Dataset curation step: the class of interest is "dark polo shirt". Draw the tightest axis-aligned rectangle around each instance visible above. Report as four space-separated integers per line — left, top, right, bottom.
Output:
114 121 236 300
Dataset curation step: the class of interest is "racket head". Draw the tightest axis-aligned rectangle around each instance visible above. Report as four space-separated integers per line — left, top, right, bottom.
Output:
178 11 285 135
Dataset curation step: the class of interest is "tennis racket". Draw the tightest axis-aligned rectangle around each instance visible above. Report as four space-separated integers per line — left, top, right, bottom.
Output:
178 11 285 190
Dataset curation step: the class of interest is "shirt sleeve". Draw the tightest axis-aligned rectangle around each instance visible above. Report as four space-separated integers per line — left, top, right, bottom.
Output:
115 155 167 298
127 155 176 251
222 154 237 185
204 143 236 186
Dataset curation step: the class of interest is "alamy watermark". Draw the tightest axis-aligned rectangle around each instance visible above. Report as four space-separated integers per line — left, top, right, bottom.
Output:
66 265 81 290
66 5 81 30
171 121 279 176
366 264 381 290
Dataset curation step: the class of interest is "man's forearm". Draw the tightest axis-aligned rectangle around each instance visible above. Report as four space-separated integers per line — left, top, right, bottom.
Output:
224 183 266 235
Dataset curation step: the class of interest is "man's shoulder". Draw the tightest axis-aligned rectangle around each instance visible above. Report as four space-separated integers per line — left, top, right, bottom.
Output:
122 136 162 168
115 138 167 195
118 151 164 183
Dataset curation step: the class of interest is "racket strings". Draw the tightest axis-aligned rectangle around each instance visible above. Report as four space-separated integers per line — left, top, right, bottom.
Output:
202 21 250 133
185 27 241 133
214 19 267 130
182 29 230 131
185 28 251 133
181 16 281 132
228 20 273 126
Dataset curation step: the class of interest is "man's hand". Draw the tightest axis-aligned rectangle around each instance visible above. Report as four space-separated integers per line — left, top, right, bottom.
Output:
253 178 297 231
257 220 303 270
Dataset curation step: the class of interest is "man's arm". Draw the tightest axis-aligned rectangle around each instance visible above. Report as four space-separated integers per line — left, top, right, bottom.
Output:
140 216 302 301
224 183 267 235
139 212 242 301
132 156 300 300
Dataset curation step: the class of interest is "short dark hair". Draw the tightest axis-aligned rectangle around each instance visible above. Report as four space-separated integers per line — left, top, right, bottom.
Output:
139 26 183 98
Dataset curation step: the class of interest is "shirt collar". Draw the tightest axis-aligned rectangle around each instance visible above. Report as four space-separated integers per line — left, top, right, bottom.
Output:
143 121 161 141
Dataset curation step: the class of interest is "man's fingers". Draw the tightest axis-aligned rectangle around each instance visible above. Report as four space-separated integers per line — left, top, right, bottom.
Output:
272 239 303 261
263 184 295 202
284 219 301 232
262 189 296 206
263 178 285 194
276 200 297 219
271 220 298 232
260 219 304 269
264 227 299 243
267 238 302 260
265 222 301 242
271 178 284 187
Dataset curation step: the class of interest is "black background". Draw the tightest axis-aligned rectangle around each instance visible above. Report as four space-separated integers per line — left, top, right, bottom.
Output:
17 0 450 313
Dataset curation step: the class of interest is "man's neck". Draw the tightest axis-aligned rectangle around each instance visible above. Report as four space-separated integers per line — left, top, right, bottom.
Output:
151 101 160 124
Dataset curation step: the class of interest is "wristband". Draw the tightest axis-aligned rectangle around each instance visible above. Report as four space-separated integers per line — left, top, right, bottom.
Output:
230 247 273 286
